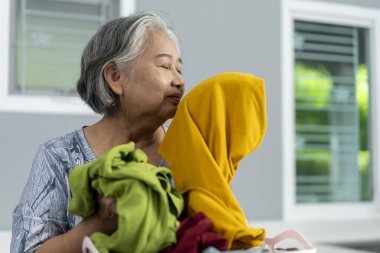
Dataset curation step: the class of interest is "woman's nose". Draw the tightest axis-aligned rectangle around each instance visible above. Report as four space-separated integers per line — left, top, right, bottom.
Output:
172 71 185 88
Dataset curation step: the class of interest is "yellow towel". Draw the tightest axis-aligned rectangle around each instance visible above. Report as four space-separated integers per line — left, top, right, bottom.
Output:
158 72 266 249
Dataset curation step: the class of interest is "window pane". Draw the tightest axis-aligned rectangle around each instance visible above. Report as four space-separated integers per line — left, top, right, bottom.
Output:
11 0 119 96
294 21 372 203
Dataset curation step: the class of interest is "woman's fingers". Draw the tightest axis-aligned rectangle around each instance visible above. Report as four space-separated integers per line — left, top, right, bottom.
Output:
97 194 117 218
95 193 118 232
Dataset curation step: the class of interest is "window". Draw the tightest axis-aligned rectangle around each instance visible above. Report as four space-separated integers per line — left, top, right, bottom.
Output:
282 0 380 220
0 0 135 114
294 21 371 204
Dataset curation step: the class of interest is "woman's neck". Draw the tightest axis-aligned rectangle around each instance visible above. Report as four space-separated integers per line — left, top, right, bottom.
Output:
84 114 165 164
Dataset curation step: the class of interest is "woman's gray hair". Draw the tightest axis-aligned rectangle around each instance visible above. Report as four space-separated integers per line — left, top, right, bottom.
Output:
77 11 180 114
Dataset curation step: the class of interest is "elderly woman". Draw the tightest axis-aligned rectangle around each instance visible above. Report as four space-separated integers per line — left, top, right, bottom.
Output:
11 11 184 253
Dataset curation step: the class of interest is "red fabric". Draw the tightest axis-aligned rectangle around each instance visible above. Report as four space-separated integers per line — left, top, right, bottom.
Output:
160 212 228 253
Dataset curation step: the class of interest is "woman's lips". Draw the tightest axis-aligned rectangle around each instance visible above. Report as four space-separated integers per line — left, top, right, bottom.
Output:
166 93 182 104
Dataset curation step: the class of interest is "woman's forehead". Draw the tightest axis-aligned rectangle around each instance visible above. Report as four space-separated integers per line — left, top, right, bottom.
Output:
142 30 181 59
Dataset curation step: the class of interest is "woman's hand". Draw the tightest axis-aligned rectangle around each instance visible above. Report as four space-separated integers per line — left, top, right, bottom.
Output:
94 193 118 235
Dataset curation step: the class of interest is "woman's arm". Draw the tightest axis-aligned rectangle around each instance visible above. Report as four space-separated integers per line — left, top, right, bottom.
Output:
11 144 117 253
12 145 71 253
36 199 117 253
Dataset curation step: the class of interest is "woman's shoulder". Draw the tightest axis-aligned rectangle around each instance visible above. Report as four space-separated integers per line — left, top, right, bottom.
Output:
37 128 96 172
43 129 84 150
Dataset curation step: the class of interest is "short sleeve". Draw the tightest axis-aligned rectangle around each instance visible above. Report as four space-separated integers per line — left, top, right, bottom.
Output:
11 144 71 253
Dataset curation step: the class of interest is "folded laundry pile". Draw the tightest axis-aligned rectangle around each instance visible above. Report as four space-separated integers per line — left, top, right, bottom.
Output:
69 143 230 253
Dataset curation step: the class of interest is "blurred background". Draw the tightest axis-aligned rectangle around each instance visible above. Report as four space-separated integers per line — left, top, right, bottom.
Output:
1 0 380 252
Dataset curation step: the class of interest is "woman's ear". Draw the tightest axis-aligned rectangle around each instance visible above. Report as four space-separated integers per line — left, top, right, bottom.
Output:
103 63 125 96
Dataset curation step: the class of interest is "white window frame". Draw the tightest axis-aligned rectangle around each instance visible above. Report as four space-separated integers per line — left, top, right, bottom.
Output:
0 0 135 115
282 0 380 221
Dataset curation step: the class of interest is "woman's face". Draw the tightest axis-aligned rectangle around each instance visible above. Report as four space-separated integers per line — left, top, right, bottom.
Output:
120 29 185 122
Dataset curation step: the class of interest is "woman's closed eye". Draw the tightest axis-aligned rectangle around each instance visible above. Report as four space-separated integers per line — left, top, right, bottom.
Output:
160 65 170 70
160 65 182 75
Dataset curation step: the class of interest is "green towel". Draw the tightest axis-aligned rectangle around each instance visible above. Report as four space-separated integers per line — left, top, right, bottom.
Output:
68 142 184 253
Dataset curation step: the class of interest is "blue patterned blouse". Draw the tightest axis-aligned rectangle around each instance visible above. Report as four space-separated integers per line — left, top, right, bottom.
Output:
11 128 170 253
